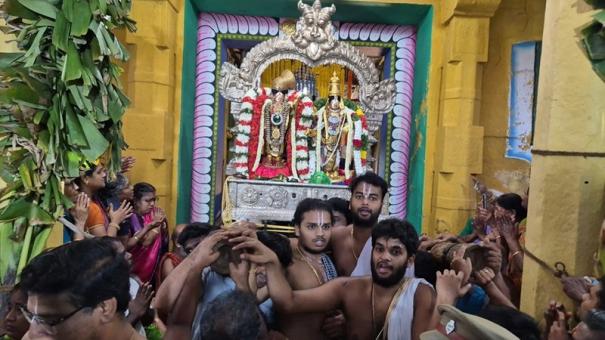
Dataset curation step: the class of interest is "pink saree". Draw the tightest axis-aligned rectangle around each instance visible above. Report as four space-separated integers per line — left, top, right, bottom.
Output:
129 212 164 283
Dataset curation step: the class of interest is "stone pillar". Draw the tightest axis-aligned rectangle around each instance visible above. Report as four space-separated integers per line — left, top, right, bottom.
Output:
121 0 181 224
431 0 502 234
520 0 605 317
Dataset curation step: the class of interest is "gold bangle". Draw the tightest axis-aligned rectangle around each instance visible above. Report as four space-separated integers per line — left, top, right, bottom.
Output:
510 250 522 258
133 235 141 242
109 223 120 230
151 228 160 234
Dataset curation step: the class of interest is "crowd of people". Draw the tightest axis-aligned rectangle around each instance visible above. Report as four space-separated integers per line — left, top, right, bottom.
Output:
1 158 605 340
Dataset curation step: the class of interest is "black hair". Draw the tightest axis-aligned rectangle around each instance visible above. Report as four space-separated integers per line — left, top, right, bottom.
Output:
495 193 527 223
371 218 419 256
73 163 98 188
19 238 131 313
349 172 388 199
257 231 293 268
478 305 541 340
10 282 26 297
133 182 156 201
584 309 605 332
200 290 264 339
98 172 129 205
292 198 334 227
177 222 216 247
413 251 439 286
326 197 353 225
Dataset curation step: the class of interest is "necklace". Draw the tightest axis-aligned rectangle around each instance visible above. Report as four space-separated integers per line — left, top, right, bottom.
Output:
350 228 359 261
296 246 324 285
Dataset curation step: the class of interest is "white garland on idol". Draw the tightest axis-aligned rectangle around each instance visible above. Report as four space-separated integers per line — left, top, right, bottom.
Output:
234 88 257 177
296 96 314 181
344 107 354 180
353 119 364 175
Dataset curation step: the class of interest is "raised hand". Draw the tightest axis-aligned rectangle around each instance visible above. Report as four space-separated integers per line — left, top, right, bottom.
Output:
151 207 167 227
481 239 503 273
189 231 227 267
120 156 136 173
475 206 492 227
474 267 496 287
560 276 590 303
71 192 90 228
225 221 259 239
436 269 472 305
109 200 133 225
548 310 571 340
493 216 517 240
129 282 154 320
232 236 279 266
450 249 472 285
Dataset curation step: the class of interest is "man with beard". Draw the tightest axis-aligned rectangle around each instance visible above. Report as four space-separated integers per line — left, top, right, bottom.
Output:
330 172 388 276
232 218 436 340
280 198 340 339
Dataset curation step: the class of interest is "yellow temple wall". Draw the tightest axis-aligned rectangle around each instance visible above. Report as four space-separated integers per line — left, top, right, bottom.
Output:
479 0 545 196
120 0 182 230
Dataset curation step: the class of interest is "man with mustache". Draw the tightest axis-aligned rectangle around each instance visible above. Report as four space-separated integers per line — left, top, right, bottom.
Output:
233 218 436 340
330 172 388 276
281 198 339 339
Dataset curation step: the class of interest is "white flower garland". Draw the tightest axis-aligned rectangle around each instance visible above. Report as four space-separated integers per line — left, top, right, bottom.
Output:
234 89 257 177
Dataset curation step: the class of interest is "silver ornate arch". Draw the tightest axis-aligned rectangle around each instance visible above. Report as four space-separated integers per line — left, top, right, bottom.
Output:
218 0 396 115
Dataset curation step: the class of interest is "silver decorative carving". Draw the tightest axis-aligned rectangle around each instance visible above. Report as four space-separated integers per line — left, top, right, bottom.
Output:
226 178 389 223
218 0 396 115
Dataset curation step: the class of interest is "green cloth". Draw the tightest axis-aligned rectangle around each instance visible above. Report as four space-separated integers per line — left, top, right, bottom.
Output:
458 217 474 237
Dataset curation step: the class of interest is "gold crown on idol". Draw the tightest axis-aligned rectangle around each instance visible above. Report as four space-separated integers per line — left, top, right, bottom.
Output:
328 71 340 97
272 70 296 91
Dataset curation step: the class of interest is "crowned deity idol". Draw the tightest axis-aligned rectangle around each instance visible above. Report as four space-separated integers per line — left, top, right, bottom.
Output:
232 70 314 181
313 72 369 183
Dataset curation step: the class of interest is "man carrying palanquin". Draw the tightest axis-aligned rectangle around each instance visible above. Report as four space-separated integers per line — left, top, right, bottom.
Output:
233 218 436 340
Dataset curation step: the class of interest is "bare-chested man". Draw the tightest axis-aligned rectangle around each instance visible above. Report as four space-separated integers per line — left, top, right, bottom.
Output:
330 172 388 276
281 198 340 339
234 218 436 340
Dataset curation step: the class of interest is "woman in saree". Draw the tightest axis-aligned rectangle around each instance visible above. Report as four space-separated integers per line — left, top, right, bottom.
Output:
75 162 133 237
127 182 168 283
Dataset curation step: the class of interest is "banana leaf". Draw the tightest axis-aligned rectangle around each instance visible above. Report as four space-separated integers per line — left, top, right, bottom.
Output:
70 0 92 37
0 222 22 282
17 0 58 19
16 224 33 274
62 42 83 81
52 11 70 52
77 113 109 161
3 0 38 20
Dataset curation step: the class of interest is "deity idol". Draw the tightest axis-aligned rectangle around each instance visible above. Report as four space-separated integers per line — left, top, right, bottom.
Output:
313 72 368 183
232 70 314 181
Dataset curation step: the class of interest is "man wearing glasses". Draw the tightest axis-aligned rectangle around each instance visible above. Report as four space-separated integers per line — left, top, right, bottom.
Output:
18 238 144 340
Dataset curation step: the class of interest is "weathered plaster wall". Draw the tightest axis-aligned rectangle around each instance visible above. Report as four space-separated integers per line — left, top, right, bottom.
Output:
479 0 546 195
520 0 605 318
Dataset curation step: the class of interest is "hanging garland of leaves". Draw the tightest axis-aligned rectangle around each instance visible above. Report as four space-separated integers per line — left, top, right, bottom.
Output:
581 0 605 80
0 0 135 284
